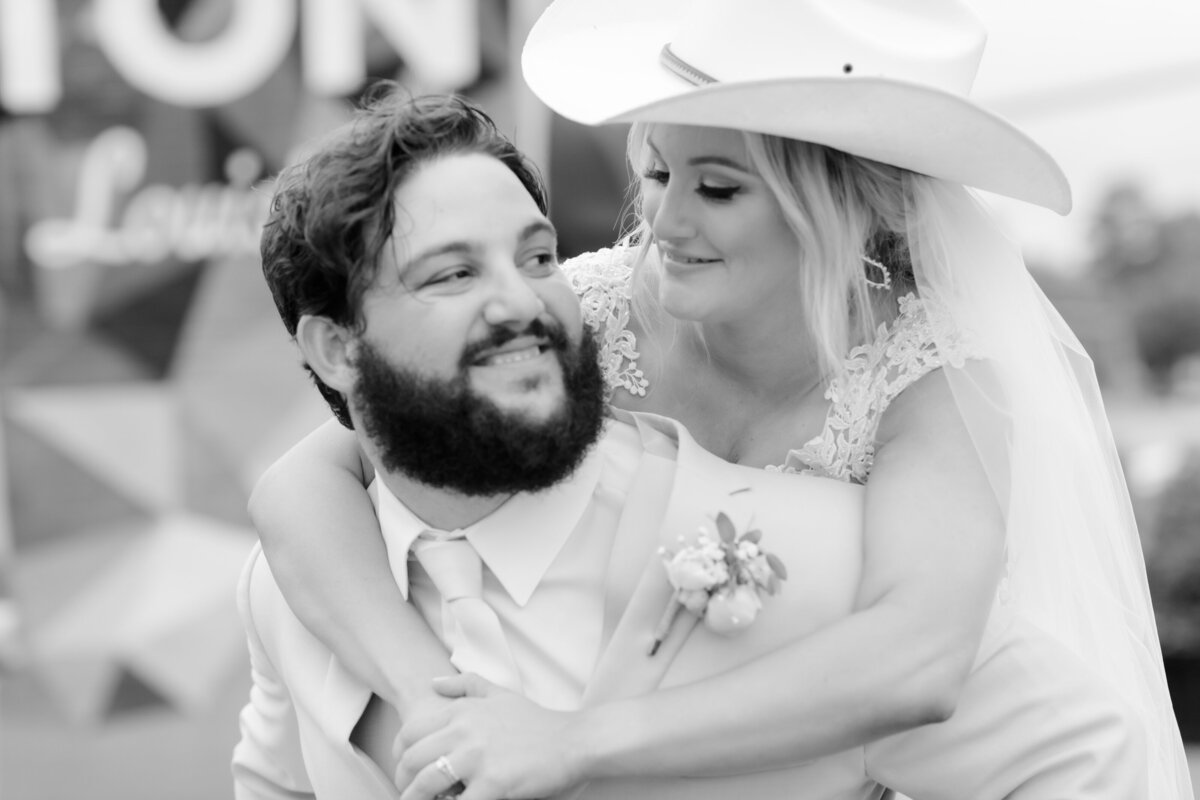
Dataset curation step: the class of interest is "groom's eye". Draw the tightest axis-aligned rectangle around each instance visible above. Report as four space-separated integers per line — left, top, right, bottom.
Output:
425 267 474 287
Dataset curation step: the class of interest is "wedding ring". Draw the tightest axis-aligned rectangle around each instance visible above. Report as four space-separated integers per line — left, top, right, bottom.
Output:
434 755 461 785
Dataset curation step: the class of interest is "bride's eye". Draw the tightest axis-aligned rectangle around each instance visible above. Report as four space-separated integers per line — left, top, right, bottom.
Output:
698 183 740 201
642 167 669 185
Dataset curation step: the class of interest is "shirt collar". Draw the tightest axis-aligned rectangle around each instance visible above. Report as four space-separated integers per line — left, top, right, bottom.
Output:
370 448 604 607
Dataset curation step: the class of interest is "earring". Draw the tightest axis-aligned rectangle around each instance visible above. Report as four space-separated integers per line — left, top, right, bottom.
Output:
861 255 892 292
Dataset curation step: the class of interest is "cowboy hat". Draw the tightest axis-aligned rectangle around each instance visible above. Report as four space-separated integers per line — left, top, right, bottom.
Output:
521 0 1072 214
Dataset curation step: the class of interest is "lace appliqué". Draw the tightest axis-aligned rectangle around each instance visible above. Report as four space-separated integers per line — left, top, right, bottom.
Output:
772 293 974 483
563 245 649 400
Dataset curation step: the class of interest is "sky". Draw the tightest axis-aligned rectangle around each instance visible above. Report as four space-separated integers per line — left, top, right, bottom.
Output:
964 0 1200 270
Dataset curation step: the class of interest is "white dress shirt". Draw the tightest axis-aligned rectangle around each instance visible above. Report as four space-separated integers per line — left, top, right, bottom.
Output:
368 419 642 711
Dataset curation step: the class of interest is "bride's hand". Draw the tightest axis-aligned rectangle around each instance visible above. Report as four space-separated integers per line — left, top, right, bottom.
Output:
393 673 589 800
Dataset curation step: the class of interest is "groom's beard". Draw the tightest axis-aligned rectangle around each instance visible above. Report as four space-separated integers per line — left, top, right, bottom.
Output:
351 321 606 496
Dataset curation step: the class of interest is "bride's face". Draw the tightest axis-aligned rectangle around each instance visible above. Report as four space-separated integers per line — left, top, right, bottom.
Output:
637 124 802 326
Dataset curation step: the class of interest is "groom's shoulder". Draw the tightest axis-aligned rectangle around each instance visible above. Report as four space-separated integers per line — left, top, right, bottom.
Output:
237 544 313 662
238 546 278 639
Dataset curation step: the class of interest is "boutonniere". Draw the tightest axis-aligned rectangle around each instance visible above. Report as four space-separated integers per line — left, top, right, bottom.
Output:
650 500 788 655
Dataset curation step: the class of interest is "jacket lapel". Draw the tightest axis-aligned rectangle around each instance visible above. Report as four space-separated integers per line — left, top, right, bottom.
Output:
594 412 682 641
583 412 746 705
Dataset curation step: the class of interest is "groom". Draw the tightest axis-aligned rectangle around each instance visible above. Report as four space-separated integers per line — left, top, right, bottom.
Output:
233 91 1143 800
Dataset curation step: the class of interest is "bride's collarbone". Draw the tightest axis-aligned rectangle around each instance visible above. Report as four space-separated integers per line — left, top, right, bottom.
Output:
616 333 828 464
710 411 824 467
636 379 826 467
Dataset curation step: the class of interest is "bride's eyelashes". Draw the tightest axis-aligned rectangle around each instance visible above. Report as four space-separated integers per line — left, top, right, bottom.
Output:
641 166 742 202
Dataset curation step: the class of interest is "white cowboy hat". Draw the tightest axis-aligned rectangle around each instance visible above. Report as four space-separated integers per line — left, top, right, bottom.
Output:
522 0 1072 214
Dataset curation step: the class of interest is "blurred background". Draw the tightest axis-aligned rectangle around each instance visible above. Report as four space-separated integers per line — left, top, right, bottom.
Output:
0 1 1197 797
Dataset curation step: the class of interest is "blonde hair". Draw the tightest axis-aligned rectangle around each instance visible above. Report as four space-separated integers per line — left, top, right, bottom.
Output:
623 122 919 377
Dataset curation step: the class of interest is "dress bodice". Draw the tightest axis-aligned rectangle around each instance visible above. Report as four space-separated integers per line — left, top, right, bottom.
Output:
563 244 972 483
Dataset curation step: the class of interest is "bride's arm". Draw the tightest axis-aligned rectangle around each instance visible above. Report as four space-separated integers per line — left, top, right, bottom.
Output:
249 417 454 715
395 370 1004 795
575 372 1005 775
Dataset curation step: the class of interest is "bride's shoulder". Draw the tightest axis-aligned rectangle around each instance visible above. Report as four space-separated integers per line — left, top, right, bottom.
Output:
561 243 649 399
561 243 637 293
562 243 638 337
868 294 978 443
845 293 973 382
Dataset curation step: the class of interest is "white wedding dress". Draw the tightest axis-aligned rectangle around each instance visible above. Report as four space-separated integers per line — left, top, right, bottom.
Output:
562 232 1192 798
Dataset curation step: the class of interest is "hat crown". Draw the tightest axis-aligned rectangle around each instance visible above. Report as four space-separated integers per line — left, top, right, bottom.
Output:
668 0 986 96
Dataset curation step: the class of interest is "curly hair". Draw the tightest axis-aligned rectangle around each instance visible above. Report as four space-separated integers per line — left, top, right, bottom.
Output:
260 87 549 426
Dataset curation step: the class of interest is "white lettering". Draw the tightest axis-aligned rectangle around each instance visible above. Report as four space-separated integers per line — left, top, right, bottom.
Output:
91 0 295 108
1 0 481 111
24 127 270 270
301 0 365 97
302 0 479 94
0 0 60 113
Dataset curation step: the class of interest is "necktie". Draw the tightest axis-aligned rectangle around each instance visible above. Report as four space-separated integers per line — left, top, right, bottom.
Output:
413 534 524 693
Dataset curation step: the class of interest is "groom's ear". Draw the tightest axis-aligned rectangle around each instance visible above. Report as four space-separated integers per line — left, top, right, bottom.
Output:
295 315 358 393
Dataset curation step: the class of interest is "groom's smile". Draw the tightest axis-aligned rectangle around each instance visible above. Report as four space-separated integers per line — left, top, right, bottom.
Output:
461 321 571 421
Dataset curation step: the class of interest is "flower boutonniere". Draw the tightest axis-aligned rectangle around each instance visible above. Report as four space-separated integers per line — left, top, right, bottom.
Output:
650 500 788 655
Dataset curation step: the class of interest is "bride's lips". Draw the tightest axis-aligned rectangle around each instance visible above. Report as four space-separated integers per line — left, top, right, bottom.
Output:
659 246 722 269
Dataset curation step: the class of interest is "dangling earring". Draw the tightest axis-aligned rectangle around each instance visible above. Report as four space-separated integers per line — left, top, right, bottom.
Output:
861 255 892 292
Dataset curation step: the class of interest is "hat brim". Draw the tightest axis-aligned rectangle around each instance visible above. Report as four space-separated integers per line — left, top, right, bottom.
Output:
522 0 1072 214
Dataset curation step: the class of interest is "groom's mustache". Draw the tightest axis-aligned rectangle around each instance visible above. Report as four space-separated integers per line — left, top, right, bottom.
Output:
458 318 572 370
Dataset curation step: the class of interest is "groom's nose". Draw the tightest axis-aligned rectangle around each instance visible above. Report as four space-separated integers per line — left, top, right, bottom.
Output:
482 263 547 328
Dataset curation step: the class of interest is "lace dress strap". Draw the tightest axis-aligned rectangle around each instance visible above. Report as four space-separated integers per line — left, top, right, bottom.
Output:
776 293 974 483
563 245 649 400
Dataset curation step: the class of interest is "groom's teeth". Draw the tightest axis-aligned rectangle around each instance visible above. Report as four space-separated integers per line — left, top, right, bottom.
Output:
483 346 541 366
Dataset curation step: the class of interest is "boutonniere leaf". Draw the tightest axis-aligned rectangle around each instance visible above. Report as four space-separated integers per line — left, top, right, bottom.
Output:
650 494 787 655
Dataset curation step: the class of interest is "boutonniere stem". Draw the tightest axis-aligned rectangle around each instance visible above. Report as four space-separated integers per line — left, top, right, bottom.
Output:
649 594 683 657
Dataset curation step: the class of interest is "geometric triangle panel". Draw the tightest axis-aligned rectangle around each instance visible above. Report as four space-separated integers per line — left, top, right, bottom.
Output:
128 595 251 716
24 515 254 723
1 419 154 551
0 663 62 722
29 655 122 725
0 324 153 389
0 298 48 372
9 523 149 627
179 418 253 527
4 384 182 514
107 667 173 716
173 251 333 478
87 255 199 320
170 253 283 371
177 335 323 476
27 517 247 655
91 260 207 379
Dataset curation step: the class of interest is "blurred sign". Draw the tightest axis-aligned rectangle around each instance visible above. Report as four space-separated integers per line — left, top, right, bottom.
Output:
0 0 480 112
25 126 269 270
